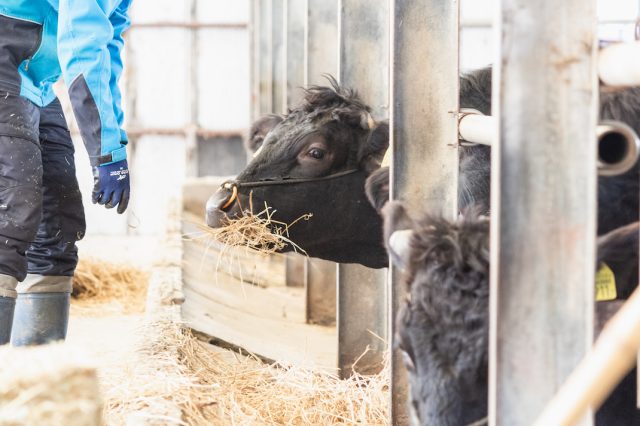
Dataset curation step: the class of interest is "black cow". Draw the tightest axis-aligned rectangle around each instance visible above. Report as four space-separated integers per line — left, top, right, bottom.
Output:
384 201 640 426
206 78 389 267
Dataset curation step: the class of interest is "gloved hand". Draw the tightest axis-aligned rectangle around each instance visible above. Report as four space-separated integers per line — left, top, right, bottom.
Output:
92 159 130 214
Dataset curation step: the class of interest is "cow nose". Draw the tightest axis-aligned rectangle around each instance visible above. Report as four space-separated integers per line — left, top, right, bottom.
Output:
205 187 237 228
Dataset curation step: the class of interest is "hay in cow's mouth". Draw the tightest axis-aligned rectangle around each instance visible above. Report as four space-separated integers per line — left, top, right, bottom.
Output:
198 202 312 255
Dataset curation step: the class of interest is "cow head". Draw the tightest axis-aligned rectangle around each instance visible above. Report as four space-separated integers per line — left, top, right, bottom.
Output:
383 201 490 425
206 78 389 268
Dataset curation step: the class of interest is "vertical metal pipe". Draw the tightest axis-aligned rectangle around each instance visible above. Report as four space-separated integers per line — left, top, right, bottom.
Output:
489 0 597 424
282 0 310 292
271 0 286 114
250 1 261 122
185 0 199 177
259 0 274 115
305 0 339 86
390 0 460 423
306 260 337 326
284 0 306 108
337 0 389 379
303 0 340 332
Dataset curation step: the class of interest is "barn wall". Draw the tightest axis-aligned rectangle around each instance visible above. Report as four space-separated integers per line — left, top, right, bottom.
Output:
459 0 640 70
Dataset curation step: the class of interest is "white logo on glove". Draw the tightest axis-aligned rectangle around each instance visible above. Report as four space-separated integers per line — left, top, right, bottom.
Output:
109 169 129 181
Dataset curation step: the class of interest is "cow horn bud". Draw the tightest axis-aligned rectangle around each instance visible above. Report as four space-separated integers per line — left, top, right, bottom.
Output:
361 112 375 129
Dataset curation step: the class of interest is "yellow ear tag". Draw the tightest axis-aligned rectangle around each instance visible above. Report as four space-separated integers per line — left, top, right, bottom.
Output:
595 263 617 302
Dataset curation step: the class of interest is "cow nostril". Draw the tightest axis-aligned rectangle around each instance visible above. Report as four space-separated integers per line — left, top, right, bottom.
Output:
205 187 239 228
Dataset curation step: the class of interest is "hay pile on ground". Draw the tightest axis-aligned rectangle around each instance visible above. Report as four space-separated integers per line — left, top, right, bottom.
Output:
72 258 150 314
101 318 388 425
0 344 102 426
194 204 311 255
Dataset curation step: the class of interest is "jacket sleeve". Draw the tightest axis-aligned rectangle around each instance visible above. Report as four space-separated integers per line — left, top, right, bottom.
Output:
107 0 131 143
57 0 129 167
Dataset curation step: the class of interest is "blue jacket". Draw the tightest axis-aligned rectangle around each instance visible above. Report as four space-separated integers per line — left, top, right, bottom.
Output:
0 0 131 166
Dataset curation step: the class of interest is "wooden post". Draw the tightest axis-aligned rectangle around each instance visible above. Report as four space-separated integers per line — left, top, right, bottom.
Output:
303 0 340 327
390 0 460 423
489 0 597 424
337 0 389 378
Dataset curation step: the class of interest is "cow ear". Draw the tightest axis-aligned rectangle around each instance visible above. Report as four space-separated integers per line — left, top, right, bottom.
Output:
359 121 390 174
246 114 284 155
365 167 389 212
382 201 415 271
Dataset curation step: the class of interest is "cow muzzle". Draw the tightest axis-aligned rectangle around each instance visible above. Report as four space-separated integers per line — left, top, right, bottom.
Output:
205 184 239 228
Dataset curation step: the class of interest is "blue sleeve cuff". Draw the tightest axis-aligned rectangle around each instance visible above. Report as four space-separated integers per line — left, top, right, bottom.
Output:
120 129 128 144
97 146 127 167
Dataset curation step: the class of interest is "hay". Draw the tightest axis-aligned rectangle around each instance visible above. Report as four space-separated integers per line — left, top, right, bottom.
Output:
0 344 102 426
102 318 389 425
195 202 311 256
72 258 150 314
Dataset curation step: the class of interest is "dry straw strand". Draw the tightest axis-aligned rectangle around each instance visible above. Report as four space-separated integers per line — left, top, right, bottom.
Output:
72 258 150 314
102 318 389 425
194 200 312 256
0 344 102 426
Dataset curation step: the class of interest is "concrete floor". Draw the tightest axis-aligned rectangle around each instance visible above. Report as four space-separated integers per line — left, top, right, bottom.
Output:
66 235 156 372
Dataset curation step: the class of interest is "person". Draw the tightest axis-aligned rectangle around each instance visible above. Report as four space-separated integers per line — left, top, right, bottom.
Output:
0 0 132 345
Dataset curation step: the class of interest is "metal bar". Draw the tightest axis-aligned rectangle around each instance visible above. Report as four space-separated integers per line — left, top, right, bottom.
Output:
285 0 306 108
302 0 341 350
305 0 339 86
250 1 261 122
337 0 389 379
459 112 496 146
185 0 198 178
259 0 274 114
459 17 640 28
305 260 337 325
599 41 640 87
459 114 639 177
283 0 318 295
390 0 460 424
124 128 243 138
489 0 597 423
129 22 247 29
272 0 286 114
284 255 306 288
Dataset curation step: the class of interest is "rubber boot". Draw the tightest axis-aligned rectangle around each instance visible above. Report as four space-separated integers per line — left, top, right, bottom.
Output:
0 296 15 345
10 292 70 346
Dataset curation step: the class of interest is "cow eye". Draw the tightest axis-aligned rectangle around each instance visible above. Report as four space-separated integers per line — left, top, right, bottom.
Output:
307 148 326 160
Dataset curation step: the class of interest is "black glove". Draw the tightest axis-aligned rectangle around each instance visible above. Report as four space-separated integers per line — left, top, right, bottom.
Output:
92 159 130 214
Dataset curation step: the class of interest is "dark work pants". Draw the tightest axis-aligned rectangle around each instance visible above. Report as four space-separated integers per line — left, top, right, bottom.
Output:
0 92 85 296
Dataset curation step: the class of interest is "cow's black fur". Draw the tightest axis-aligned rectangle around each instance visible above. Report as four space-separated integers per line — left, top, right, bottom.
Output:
385 200 640 425
389 203 490 426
